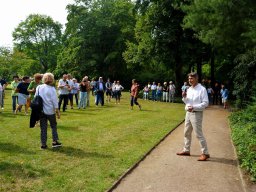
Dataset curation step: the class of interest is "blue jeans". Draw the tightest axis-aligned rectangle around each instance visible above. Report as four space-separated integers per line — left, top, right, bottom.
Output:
79 92 87 108
130 96 139 106
151 90 156 101
12 95 18 111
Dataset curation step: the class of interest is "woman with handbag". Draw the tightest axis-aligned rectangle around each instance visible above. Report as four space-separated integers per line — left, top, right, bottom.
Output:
35 73 61 149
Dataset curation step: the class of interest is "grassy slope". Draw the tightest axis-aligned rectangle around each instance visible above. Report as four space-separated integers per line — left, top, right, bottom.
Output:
0 90 185 192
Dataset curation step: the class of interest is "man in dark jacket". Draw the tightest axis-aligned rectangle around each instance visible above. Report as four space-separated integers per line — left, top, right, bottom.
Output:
95 77 106 106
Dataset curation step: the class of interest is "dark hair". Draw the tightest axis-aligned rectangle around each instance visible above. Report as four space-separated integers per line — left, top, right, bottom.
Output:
22 76 30 81
188 72 198 79
13 75 19 79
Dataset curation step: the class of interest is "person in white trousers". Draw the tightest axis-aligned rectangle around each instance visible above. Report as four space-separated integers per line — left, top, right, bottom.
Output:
176 72 210 161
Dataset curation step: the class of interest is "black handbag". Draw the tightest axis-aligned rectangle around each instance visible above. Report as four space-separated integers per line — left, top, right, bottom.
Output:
31 87 43 112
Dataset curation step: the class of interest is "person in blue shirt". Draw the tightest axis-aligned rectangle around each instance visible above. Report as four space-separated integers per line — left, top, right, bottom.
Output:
220 84 229 109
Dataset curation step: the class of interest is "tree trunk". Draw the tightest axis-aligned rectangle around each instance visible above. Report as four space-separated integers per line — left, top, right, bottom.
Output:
210 48 215 87
197 57 202 83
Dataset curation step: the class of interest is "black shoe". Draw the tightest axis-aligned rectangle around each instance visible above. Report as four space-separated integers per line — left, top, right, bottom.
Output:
52 141 62 148
41 145 48 150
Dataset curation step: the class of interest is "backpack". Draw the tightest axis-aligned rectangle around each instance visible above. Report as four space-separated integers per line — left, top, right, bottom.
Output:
31 87 43 112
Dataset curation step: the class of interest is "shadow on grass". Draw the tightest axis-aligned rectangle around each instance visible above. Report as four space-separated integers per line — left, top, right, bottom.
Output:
0 142 34 154
0 112 17 118
51 146 114 159
58 125 81 132
0 161 51 178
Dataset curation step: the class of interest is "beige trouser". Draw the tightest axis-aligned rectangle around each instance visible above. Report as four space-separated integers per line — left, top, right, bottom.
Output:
183 111 209 154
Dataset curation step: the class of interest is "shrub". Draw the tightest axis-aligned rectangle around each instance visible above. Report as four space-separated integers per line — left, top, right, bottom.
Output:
230 99 256 181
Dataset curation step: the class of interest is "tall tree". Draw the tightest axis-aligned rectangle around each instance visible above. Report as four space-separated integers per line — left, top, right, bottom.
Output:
0 47 40 79
57 0 136 81
124 0 207 86
182 0 256 83
13 14 62 72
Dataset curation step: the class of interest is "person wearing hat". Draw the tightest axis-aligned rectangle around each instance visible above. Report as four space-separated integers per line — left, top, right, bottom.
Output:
169 81 176 103
162 82 169 102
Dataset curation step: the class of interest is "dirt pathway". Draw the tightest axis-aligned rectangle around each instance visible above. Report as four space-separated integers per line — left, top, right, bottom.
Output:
110 106 250 192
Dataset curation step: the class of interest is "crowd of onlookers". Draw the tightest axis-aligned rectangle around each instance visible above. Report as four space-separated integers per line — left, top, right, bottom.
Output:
141 80 229 108
0 75 229 115
142 81 179 102
0 74 128 114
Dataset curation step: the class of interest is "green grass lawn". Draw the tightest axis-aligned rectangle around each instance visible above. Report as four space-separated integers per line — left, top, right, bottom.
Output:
0 90 185 192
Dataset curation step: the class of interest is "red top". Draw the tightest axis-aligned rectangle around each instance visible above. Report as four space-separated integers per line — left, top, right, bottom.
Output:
131 84 139 97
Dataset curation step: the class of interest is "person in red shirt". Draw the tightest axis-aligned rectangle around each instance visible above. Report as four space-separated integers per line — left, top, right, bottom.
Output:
130 79 141 110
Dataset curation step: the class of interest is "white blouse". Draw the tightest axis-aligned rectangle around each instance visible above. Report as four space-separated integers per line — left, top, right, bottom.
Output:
35 84 58 115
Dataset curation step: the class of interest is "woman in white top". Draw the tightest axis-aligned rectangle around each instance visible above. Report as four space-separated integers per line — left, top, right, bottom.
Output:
35 73 61 149
114 81 124 104
72 78 80 106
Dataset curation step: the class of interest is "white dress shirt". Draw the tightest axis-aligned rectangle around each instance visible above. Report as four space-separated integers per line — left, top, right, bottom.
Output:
151 84 157 90
182 83 209 111
35 84 58 115
58 79 69 95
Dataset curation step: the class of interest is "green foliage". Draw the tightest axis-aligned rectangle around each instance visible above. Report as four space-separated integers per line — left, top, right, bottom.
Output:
0 47 40 80
230 48 256 107
13 14 63 72
230 99 256 181
124 0 208 88
57 0 136 80
183 0 255 51
183 0 256 97
0 47 13 79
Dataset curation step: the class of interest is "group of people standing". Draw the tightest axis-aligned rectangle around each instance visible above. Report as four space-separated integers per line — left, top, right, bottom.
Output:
142 81 176 102
206 82 229 109
57 75 125 111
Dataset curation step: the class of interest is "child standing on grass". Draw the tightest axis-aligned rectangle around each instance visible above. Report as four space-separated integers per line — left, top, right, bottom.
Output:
220 84 229 109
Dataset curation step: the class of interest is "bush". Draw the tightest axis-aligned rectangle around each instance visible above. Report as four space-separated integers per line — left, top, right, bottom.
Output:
230 100 256 181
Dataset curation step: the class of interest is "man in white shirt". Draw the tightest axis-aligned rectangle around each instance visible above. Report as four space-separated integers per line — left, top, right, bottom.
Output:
151 82 157 101
177 72 210 161
58 74 70 112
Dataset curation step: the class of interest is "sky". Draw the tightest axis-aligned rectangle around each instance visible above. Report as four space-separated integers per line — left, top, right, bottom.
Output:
0 0 74 47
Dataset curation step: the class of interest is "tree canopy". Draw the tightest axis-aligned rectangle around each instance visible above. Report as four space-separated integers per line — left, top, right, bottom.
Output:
12 14 62 72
